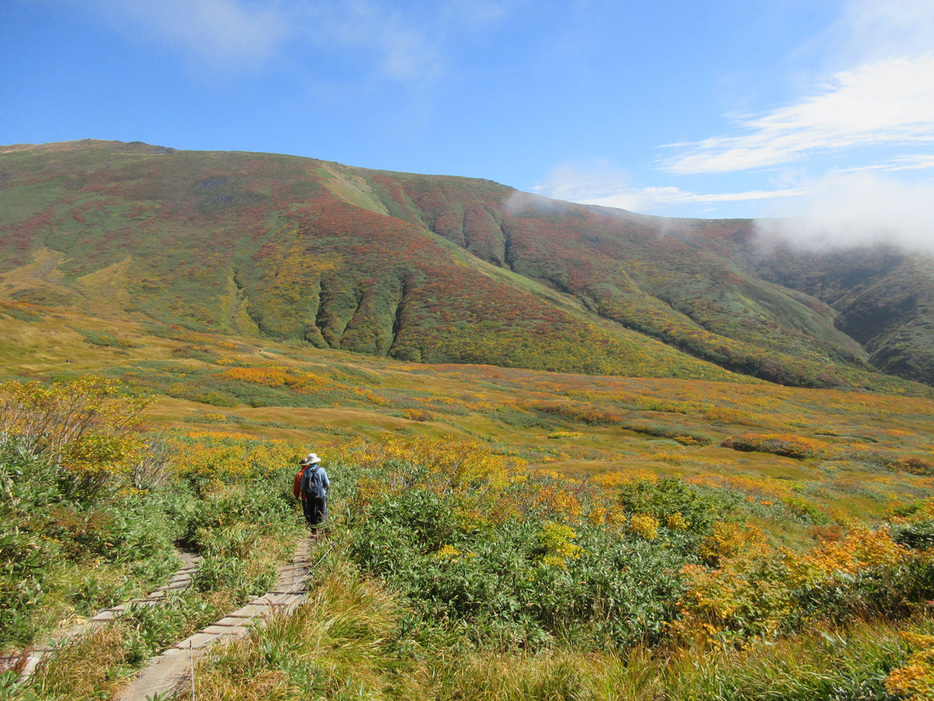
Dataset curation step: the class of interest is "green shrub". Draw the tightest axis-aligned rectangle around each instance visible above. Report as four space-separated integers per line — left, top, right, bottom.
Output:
171 344 221 362
74 329 139 349
0 440 172 646
894 520 934 550
721 433 826 459
349 486 694 649
616 477 739 541
621 421 714 446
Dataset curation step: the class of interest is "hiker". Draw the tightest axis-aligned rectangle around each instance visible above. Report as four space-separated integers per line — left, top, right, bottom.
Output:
297 452 330 532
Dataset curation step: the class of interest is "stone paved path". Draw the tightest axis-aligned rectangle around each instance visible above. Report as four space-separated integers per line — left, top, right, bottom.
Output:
116 537 317 701
0 550 201 679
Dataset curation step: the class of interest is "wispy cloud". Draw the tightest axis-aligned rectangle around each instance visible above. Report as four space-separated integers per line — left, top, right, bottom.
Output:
533 161 803 213
838 0 934 62
532 1 934 218
442 0 508 31
90 0 291 71
743 0 934 251
83 0 510 81
309 0 511 82
841 154 934 173
310 1 445 83
662 53 934 176
661 0 934 178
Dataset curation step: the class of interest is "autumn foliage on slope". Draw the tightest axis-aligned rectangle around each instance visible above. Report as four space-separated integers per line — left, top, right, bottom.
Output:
0 140 931 389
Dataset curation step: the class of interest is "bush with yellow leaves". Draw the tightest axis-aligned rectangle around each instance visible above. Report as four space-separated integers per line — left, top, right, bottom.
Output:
0 376 150 494
887 632 934 700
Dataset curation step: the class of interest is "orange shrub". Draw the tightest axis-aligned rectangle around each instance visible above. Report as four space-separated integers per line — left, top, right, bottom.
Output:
592 469 658 490
534 485 583 523
721 432 828 459
704 406 760 426
886 632 934 700
699 521 772 567
789 526 908 588
0 377 150 486
672 523 790 644
403 408 433 422
171 431 305 481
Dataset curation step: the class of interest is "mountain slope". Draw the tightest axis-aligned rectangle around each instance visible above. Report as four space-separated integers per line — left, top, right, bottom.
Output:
0 141 732 381
0 140 929 391
750 242 934 385
381 180 871 385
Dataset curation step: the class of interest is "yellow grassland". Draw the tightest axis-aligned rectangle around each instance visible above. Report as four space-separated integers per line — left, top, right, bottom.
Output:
318 163 393 216
0 247 69 300
73 255 134 316
3 299 934 535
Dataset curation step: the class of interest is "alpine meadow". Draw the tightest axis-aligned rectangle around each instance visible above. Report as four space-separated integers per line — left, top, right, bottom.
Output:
5 139 934 700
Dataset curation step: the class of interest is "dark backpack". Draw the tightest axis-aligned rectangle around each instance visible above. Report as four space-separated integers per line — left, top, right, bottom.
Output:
303 465 324 499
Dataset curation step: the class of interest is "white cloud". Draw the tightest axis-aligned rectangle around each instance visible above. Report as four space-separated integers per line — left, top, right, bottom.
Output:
842 154 934 173
313 0 508 82
735 1 934 251
443 0 508 30
379 29 440 82
84 0 509 81
838 0 934 62
91 0 291 71
662 53 934 176
529 0 934 223
325 3 444 83
660 0 934 178
757 171 934 252
533 161 804 214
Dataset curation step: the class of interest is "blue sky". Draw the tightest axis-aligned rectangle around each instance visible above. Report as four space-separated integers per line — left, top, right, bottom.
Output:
3 0 934 235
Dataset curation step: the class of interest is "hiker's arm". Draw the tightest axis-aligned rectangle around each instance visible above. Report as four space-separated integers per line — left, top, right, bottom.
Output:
293 471 303 499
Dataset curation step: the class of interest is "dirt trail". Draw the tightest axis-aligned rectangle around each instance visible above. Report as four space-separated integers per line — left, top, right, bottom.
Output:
116 537 317 701
0 550 201 679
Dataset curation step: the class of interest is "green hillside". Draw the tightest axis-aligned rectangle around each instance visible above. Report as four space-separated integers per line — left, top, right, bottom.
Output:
752 243 934 386
0 140 930 392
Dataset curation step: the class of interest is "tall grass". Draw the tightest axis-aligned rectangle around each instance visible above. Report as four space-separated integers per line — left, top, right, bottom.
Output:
185 438 932 700
190 559 412 701
188 545 920 701
432 619 908 701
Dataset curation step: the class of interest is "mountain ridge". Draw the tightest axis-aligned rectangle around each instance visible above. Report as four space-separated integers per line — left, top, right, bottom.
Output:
1 139 931 392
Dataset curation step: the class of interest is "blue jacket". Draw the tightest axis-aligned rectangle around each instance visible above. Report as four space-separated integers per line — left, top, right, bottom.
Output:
300 464 330 498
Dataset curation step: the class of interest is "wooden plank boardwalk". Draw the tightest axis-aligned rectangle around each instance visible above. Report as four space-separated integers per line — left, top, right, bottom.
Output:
0 551 201 679
116 537 316 701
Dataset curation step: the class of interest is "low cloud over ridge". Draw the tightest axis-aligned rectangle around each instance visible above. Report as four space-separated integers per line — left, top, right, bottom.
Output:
757 171 934 253
533 161 805 214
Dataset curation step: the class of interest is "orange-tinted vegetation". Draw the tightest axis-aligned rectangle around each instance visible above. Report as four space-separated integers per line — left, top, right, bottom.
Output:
2 141 933 391
5 142 934 698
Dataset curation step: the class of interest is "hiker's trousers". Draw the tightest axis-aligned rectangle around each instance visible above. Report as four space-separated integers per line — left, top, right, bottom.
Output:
303 495 327 528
